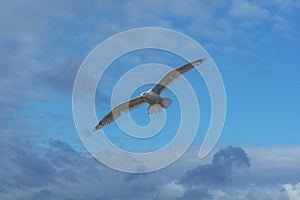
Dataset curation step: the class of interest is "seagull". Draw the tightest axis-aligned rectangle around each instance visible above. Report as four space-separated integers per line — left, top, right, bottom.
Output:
94 58 206 131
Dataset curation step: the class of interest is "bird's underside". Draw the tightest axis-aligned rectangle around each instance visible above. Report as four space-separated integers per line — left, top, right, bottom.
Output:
94 58 206 131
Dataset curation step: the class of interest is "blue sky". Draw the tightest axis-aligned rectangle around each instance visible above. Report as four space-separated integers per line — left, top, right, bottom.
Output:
1 0 300 199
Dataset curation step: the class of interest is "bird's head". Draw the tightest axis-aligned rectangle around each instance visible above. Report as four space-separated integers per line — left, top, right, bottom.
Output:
140 92 147 99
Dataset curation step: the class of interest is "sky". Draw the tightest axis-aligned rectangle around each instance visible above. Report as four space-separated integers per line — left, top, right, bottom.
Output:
1 0 300 199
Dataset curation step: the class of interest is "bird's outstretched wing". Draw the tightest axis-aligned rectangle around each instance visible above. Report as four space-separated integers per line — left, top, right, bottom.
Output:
94 97 145 131
151 58 206 95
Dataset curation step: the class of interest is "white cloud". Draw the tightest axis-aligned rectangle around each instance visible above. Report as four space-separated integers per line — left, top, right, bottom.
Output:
229 0 271 20
272 15 296 39
282 183 300 200
208 189 228 200
245 145 300 183
157 180 186 200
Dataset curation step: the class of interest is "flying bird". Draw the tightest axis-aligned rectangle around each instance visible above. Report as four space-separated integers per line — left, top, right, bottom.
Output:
94 58 206 131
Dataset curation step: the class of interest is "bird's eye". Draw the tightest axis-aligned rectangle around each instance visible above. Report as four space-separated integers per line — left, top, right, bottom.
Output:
140 92 147 97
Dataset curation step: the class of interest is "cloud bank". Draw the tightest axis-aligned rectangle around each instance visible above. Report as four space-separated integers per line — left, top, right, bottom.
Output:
1 139 299 199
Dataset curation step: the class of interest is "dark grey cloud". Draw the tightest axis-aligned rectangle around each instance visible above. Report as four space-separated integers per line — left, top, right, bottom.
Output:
32 189 53 200
124 173 147 182
0 136 161 200
0 140 52 192
212 145 250 168
149 146 252 199
11 154 57 188
38 57 82 94
182 146 250 186
0 138 100 199
150 146 252 200
180 187 210 200
0 0 120 106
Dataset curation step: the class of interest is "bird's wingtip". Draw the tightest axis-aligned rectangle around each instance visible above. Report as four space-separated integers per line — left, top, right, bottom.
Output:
93 124 101 132
199 57 206 62
193 58 206 66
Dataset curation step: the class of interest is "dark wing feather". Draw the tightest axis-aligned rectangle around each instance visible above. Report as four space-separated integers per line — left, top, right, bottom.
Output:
151 58 205 95
94 97 145 131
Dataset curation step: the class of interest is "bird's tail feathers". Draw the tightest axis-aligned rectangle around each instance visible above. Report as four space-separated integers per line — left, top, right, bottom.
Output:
148 98 172 114
160 98 172 109
148 104 163 114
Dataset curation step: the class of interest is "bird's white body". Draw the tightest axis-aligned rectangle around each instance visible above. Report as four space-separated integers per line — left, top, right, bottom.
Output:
140 90 171 114
140 91 160 105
